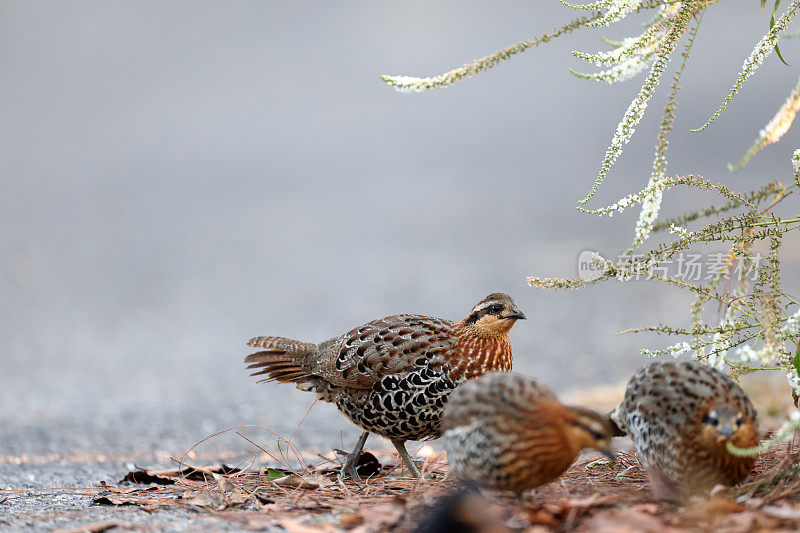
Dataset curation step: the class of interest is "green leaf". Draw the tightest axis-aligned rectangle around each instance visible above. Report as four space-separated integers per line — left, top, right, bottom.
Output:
261 468 287 480
792 340 800 397
775 43 790 65
771 0 791 65
792 340 800 408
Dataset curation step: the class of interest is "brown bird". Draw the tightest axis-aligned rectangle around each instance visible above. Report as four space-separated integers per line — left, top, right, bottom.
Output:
443 372 616 495
610 361 759 501
245 293 525 479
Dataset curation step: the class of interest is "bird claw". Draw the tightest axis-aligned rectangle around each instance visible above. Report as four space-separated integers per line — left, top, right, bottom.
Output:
337 431 369 482
338 451 362 481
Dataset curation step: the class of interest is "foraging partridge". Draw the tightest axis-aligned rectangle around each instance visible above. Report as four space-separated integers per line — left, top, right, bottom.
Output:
443 372 616 494
610 361 759 500
245 293 525 479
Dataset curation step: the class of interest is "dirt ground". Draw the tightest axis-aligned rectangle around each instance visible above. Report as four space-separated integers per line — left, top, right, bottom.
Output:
3 374 799 532
4 444 800 532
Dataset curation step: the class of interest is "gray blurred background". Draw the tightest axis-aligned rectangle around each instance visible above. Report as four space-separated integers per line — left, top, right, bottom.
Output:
2 1 799 459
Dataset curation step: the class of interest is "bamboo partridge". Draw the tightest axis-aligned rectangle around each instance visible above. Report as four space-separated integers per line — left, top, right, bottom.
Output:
443 372 616 494
245 293 525 479
610 361 759 501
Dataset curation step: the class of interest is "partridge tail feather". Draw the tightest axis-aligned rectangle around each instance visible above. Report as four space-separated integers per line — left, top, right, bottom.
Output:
245 336 318 384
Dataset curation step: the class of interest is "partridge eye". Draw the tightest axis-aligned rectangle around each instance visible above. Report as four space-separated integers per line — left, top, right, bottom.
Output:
735 415 744 427
702 413 719 426
488 304 503 314
589 429 605 439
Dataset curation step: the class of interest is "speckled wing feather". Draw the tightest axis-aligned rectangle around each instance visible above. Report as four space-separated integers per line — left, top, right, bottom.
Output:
443 372 558 430
311 314 458 389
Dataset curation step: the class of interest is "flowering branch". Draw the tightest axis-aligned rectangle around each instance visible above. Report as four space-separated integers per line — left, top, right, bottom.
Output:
692 0 800 133
380 12 603 93
729 76 800 172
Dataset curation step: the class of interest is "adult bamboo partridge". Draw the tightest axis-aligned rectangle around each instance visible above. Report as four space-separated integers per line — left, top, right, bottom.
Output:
443 372 616 494
610 361 759 500
245 293 525 479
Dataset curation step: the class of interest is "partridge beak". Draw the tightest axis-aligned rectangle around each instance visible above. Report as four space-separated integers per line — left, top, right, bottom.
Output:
600 448 616 462
718 424 734 438
595 448 617 463
503 308 527 320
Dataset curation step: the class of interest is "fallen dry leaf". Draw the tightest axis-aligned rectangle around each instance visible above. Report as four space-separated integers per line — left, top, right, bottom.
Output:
629 503 660 515
212 472 247 505
245 518 274 531
278 518 339 533
119 463 241 485
53 521 128 533
562 494 599 508
182 473 250 510
274 472 333 490
92 496 134 507
274 474 319 489
253 491 275 504
338 512 365 529
523 509 559 527
119 468 177 485
92 486 161 506
185 490 226 510
704 497 746 515
577 507 680 533
350 500 406 533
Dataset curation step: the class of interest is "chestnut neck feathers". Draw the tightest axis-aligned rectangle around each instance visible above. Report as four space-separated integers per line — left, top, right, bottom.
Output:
445 293 525 380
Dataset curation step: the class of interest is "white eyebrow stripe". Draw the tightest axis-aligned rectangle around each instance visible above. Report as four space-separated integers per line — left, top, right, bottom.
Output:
472 301 498 312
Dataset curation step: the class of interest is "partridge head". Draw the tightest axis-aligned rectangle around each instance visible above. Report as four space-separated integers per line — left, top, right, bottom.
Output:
700 404 755 445
460 293 526 337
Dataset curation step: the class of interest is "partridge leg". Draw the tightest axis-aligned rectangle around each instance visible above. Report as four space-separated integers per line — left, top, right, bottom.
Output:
391 439 421 478
339 431 369 481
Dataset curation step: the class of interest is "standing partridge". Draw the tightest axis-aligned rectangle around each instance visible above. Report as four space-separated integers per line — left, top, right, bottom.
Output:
443 372 616 495
245 293 525 479
610 361 759 500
